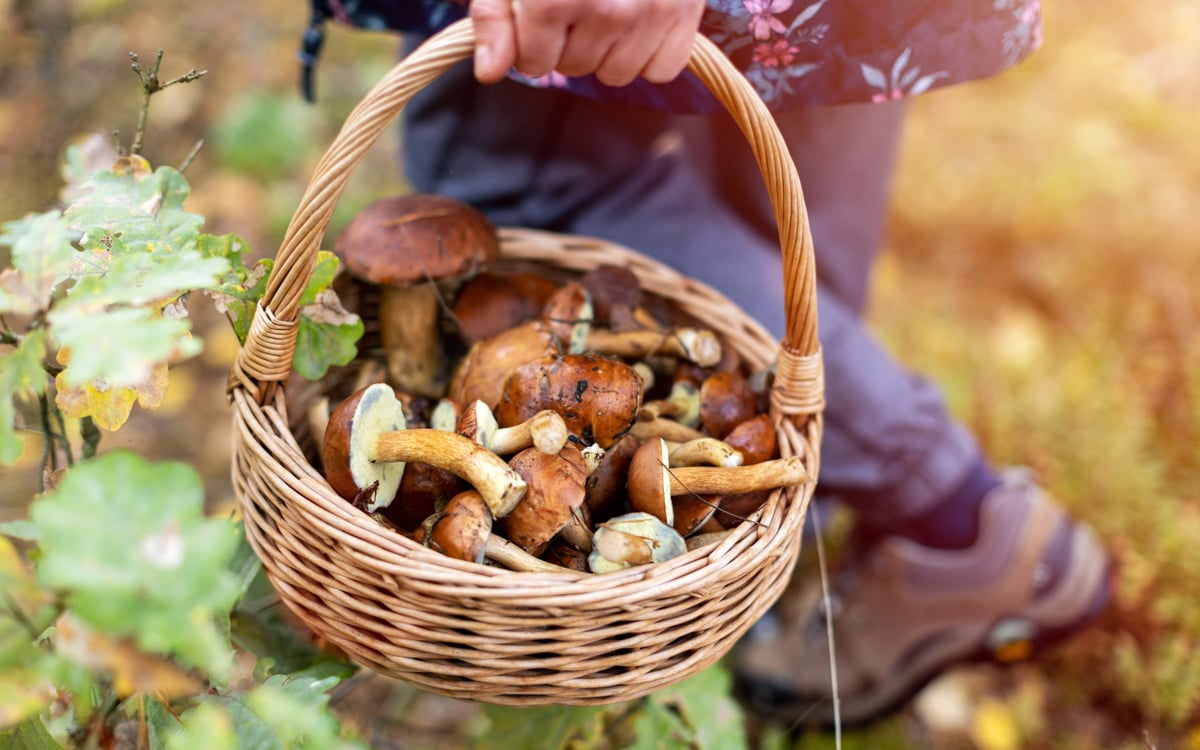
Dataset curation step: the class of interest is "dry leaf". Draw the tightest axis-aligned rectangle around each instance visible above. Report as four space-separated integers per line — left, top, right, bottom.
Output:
53 612 202 700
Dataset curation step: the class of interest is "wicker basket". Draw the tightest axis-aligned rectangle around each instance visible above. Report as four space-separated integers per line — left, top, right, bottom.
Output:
227 17 825 706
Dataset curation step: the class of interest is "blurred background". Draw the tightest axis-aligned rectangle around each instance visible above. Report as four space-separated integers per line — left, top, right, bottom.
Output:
2 0 1198 747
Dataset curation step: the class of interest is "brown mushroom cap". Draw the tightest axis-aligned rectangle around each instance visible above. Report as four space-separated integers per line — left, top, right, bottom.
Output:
495 352 644 449
578 264 643 330
335 194 499 287
499 445 589 556
429 490 493 563
722 414 778 466
448 320 557 408
584 433 639 519
451 271 560 345
699 371 758 439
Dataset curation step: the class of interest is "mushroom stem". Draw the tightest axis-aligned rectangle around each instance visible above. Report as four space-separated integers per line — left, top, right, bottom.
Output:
665 456 811 496
371 429 527 517
379 284 444 398
484 536 579 574
491 410 569 455
629 418 706 443
667 437 743 468
584 327 722 367
639 381 700 427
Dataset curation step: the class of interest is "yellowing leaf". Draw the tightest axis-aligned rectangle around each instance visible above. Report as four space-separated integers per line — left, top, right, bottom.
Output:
111 154 153 178
53 612 202 700
970 697 1021 750
55 359 169 431
0 671 55 727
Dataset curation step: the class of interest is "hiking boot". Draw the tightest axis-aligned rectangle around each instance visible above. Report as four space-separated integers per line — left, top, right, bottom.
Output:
732 468 1112 728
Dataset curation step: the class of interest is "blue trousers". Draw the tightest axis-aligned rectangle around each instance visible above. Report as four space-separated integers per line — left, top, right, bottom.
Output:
400 59 980 525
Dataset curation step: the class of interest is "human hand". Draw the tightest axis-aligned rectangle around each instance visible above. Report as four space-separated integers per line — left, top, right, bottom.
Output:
469 0 706 87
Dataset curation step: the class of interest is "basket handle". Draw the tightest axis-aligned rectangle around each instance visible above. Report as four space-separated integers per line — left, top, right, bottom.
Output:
230 18 824 418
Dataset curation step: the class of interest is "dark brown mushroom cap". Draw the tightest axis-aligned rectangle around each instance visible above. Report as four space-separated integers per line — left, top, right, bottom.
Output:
722 414 778 466
495 352 644 449
699 371 758 439
579 264 643 330
452 271 560 345
335 194 499 286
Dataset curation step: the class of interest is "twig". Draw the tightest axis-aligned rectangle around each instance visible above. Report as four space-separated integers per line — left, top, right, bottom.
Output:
37 392 58 482
128 50 207 157
49 397 74 467
178 139 205 173
810 500 841 749
80 417 101 460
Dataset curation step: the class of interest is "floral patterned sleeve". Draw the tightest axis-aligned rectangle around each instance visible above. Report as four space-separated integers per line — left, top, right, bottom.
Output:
311 0 1043 113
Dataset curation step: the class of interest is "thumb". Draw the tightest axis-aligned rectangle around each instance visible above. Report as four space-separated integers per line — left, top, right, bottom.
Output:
469 0 517 83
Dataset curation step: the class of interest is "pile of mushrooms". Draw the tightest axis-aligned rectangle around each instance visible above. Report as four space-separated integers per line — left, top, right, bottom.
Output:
319 194 812 574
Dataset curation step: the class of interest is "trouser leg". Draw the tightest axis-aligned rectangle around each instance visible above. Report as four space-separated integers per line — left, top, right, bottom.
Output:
400 58 979 525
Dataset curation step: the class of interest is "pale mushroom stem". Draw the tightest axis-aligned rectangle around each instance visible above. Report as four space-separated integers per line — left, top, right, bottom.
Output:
666 456 811 496
584 327 721 367
490 410 569 455
484 536 579 574
370 429 527 517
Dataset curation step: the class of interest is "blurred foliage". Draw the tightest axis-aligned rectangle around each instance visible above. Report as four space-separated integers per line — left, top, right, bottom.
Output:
1 0 1198 747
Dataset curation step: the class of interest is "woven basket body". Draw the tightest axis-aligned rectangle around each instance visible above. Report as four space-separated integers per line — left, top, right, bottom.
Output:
228 19 825 706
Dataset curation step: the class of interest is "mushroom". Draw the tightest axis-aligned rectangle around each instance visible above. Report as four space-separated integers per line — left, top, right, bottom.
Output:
426 491 574 573
698 371 758 439
499 444 592 555
625 437 812 527
495 352 644 449
722 413 778 466
540 281 594 354
639 380 701 427
451 270 560 345
583 433 639 520
578 264 652 332
321 383 526 517
628 417 706 444
587 512 688 574
665 437 743 538
667 437 743 468
583 326 722 367
447 320 557 408
335 194 500 398
456 400 569 456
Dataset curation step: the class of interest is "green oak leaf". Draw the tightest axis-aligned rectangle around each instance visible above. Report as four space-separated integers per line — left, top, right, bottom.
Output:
29 451 241 680
164 701 237 750
0 211 78 313
292 251 362 381
0 329 48 465
63 166 203 257
631 666 748 750
60 231 228 311
478 704 608 750
183 663 363 750
0 716 62 750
